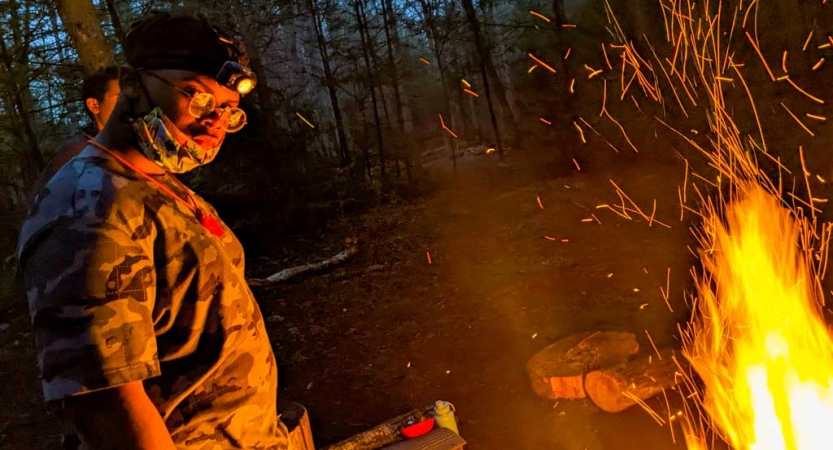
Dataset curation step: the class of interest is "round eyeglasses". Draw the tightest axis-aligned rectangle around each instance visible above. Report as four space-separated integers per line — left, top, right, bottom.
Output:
185 91 247 133
142 71 248 133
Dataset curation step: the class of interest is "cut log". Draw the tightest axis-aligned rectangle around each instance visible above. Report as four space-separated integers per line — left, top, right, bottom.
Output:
526 331 639 400
248 238 359 286
321 405 435 450
584 349 680 413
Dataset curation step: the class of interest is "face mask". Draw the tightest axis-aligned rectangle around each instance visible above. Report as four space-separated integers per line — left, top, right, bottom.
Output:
132 107 224 174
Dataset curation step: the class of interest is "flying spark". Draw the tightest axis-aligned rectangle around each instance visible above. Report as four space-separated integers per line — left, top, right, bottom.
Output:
527 52 556 73
529 10 550 22
295 112 316 128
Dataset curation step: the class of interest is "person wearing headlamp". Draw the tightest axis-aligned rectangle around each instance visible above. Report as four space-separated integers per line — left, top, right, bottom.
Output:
17 12 292 450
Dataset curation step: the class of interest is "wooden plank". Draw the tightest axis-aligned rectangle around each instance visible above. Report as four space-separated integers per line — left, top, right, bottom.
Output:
382 428 466 450
321 405 435 450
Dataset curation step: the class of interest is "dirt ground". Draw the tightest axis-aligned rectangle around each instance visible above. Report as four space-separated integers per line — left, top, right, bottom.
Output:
0 137 702 449
262 146 698 450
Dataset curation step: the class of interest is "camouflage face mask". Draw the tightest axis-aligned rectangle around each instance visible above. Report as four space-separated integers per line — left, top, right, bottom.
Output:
132 107 224 174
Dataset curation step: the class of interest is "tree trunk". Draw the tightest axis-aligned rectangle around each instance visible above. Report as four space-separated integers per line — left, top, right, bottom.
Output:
483 0 521 132
246 39 279 145
56 0 113 74
359 5 392 128
230 4 280 149
309 0 351 166
103 0 125 48
435 55 457 173
552 0 566 30
419 0 458 172
355 0 386 185
460 0 505 157
552 0 575 113
47 7 69 61
381 0 406 135
379 0 407 179
463 86 483 141
354 80 372 179
1 0 44 184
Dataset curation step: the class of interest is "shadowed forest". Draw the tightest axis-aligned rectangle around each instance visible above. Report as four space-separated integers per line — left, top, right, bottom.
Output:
4 0 833 449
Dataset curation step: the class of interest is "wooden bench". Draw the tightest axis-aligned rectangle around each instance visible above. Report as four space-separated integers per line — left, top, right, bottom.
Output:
320 404 466 450
382 428 465 450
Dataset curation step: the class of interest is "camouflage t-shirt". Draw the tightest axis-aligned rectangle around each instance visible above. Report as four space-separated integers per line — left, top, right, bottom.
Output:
17 145 289 449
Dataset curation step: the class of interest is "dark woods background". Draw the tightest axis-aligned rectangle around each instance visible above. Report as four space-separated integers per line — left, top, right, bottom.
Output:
0 0 621 259
3 0 833 288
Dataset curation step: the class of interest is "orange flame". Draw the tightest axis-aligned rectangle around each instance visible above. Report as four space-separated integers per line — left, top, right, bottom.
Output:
685 183 833 450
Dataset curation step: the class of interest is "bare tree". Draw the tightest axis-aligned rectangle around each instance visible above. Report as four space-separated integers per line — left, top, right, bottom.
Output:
103 0 125 48
461 0 505 157
354 0 386 185
0 0 44 188
309 0 352 166
552 0 575 111
413 0 460 171
381 0 406 136
380 0 415 180
55 0 113 74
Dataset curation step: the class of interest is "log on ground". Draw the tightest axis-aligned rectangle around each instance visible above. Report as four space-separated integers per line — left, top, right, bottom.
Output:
584 348 680 413
248 238 359 286
526 331 639 400
321 405 435 450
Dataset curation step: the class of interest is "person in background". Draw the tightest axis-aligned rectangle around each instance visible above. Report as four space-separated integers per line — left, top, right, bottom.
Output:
17 12 291 450
38 66 120 186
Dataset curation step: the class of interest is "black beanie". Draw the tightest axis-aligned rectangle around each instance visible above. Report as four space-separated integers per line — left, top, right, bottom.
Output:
124 12 246 77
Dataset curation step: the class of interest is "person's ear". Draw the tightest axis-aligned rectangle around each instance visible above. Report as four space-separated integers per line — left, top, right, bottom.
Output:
85 98 100 115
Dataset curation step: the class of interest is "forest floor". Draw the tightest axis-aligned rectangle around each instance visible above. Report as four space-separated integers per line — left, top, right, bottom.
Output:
1 133 703 449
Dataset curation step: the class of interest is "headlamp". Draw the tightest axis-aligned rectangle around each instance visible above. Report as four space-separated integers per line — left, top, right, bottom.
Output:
212 31 256 96
215 61 257 96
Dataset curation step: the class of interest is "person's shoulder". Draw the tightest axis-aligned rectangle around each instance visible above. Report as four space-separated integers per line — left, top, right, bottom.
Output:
63 151 152 218
19 152 151 258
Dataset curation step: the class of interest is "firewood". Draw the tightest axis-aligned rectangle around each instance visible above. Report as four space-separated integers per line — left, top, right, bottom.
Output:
248 238 359 286
584 349 680 413
321 405 435 450
526 331 639 400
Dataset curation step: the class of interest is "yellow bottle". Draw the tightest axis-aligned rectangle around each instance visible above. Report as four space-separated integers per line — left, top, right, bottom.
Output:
433 400 459 435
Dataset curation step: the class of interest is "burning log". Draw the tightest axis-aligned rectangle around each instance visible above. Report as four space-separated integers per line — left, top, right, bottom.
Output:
248 238 359 286
584 349 679 413
526 331 639 400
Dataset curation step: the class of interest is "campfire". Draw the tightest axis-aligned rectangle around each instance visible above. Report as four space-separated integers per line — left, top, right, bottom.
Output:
683 181 833 450
589 0 833 447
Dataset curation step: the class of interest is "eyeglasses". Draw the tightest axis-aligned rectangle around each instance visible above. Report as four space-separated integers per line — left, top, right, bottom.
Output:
141 71 247 133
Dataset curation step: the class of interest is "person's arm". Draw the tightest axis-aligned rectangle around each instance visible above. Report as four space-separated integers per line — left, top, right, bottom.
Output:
20 205 167 449
62 381 177 450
